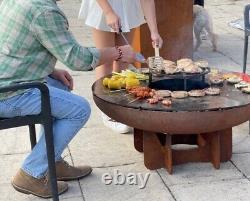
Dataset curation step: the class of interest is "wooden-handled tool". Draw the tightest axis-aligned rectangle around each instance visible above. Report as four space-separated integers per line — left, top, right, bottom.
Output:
154 46 160 57
153 45 163 68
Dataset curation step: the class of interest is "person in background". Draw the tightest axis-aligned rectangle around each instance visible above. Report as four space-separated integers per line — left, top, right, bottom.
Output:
0 0 139 198
79 0 163 134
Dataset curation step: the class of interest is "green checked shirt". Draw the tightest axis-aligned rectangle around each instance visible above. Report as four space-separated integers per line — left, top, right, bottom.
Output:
0 0 100 99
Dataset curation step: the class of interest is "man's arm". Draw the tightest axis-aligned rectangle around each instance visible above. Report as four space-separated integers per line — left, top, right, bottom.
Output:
30 10 121 71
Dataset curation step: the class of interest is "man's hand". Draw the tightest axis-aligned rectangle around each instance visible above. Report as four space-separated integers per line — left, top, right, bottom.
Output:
50 69 73 90
119 45 137 63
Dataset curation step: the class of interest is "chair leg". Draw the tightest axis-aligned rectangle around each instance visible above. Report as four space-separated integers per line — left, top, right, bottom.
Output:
243 35 249 74
43 120 59 201
29 125 37 150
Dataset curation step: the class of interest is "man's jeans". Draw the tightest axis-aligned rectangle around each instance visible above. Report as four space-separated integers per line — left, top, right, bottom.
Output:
0 77 91 178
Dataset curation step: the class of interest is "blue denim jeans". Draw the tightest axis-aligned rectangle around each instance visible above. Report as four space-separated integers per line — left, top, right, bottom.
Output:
0 77 91 178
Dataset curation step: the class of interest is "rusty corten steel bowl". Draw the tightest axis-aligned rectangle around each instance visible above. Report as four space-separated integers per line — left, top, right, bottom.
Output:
92 77 250 134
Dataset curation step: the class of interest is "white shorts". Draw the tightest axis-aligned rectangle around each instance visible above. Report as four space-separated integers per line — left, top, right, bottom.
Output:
78 0 146 32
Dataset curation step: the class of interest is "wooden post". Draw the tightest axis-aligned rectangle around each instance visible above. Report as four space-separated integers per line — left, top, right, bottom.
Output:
133 0 193 63
134 128 144 152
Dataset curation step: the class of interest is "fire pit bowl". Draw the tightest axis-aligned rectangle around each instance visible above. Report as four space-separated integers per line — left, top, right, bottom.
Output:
92 73 250 173
93 76 250 134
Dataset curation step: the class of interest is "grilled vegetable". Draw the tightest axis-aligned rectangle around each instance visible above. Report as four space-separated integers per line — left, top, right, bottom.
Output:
112 69 149 81
103 78 110 87
125 78 140 88
108 79 122 90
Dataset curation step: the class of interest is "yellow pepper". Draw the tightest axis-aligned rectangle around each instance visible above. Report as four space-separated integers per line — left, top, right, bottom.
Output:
108 79 122 90
126 78 140 88
119 78 126 88
102 78 110 87
111 75 122 80
126 72 137 79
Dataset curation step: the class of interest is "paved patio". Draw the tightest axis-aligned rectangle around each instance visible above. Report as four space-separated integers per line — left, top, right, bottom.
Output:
1 0 250 200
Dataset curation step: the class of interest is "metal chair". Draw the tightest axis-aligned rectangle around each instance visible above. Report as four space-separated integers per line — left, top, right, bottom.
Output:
243 4 250 73
0 82 59 201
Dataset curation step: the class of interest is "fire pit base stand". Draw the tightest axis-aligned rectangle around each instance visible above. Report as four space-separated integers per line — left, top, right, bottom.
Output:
134 128 232 174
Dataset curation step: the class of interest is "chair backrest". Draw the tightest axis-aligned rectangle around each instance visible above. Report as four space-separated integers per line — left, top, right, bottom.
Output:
245 4 250 29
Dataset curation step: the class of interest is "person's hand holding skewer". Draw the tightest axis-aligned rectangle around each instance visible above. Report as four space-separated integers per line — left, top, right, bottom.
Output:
118 27 147 63
118 45 137 63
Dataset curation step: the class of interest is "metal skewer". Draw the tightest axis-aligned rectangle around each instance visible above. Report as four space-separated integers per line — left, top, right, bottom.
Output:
124 93 132 97
119 29 130 45
109 89 126 93
128 97 140 104
119 28 146 63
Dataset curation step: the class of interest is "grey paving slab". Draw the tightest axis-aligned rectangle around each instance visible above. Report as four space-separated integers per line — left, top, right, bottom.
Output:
157 161 243 187
231 153 250 178
205 56 241 71
0 126 31 155
0 182 83 201
0 152 79 201
71 74 96 95
0 154 26 184
59 181 83 200
194 49 224 59
233 122 250 153
29 197 84 201
0 151 71 185
80 163 175 201
67 17 85 26
217 39 244 66
170 179 250 201
0 183 38 201
83 108 104 129
69 127 142 168
61 197 84 201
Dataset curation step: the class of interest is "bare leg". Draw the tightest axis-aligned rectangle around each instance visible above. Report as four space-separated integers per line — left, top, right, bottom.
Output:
113 29 136 72
92 29 132 134
92 29 116 80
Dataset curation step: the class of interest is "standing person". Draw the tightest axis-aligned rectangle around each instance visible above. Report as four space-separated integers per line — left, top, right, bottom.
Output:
0 0 138 198
79 0 163 134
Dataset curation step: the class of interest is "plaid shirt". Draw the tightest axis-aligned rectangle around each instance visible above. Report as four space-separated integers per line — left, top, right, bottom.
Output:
0 0 100 99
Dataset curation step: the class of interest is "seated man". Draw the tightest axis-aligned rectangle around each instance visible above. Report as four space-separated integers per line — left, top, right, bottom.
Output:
0 0 137 198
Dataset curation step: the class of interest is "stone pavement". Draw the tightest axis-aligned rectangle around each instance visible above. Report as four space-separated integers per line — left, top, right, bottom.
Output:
1 0 250 200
